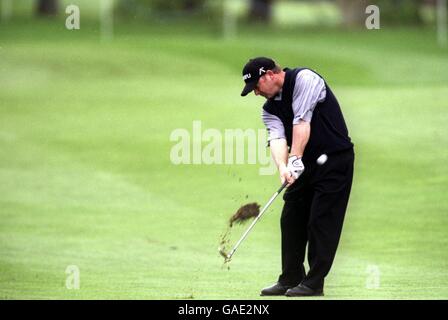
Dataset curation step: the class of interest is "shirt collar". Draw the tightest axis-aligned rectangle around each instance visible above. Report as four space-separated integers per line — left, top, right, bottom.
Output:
273 89 283 101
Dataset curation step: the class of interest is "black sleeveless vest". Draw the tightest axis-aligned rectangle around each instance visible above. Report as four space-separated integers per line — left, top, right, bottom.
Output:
263 68 353 165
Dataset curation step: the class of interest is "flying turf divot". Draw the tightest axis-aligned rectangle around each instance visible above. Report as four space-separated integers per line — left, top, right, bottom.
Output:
219 203 260 266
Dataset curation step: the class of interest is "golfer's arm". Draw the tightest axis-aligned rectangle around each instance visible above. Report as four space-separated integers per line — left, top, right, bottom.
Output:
290 121 311 158
269 138 289 170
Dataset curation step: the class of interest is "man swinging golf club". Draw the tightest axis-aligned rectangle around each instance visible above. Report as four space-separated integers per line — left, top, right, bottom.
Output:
240 57 354 297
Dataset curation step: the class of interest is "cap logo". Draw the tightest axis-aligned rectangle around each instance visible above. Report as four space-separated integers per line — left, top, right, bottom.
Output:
243 73 252 81
259 67 266 75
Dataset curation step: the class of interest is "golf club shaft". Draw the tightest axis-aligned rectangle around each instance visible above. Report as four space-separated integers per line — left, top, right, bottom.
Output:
227 181 288 259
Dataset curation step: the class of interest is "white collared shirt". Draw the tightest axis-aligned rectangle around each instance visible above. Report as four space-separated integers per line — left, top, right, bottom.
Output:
262 69 326 143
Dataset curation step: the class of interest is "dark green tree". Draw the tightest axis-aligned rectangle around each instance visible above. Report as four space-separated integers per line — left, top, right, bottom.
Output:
36 0 58 16
248 0 274 23
116 0 207 17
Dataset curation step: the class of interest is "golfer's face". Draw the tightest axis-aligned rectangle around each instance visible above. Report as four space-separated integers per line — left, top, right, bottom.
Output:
254 73 277 99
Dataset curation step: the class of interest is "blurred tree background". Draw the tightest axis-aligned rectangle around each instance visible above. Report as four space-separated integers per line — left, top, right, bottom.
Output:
112 0 442 25
111 0 437 27
36 0 58 16
336 0 426 27
20 0 445 29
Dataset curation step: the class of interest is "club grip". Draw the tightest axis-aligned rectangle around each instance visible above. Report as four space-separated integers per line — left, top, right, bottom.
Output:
277 181 288 194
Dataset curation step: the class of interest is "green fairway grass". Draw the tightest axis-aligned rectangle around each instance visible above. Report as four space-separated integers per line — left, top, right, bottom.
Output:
1 14 448 299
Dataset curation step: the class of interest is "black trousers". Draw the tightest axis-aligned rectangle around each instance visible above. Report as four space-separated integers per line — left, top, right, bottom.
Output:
278 148 354 289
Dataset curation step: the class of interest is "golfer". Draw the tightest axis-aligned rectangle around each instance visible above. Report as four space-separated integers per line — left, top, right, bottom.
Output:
240 57 354 297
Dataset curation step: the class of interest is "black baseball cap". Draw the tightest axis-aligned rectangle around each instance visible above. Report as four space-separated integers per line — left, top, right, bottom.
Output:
240 57 276 96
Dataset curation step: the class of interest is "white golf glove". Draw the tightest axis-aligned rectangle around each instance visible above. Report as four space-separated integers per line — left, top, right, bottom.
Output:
287 155 305 179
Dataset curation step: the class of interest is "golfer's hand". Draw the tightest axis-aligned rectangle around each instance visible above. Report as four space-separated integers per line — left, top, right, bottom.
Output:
287 155 305 180
279 164 295 187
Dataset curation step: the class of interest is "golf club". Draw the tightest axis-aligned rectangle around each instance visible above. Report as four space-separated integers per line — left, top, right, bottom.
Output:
219 181 288 261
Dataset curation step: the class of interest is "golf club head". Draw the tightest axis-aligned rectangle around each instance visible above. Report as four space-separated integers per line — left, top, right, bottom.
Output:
218 247 230 261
